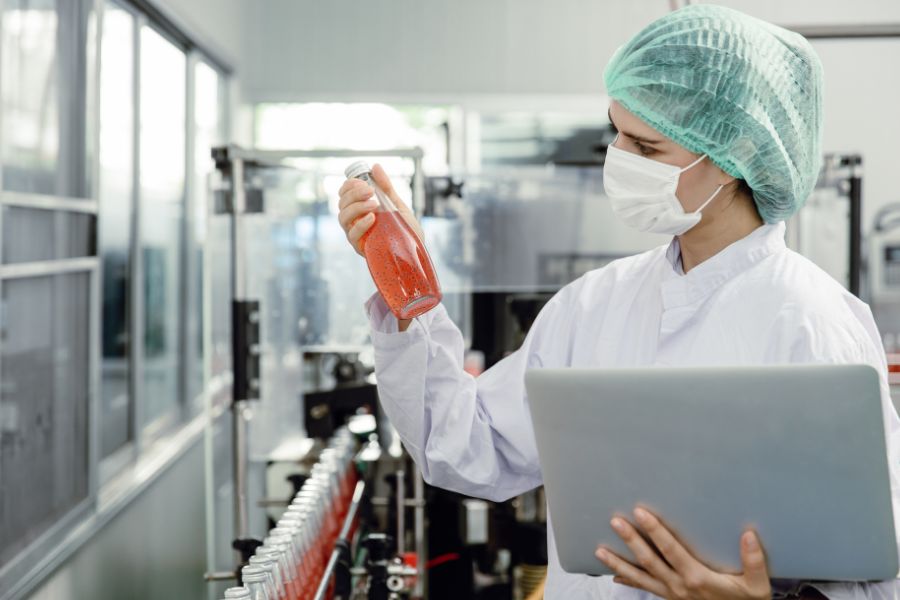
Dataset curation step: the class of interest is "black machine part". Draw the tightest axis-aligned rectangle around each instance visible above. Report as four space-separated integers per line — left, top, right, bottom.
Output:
232 537 264 583
232 300 261 402
303 351 379 440
363 533 394 600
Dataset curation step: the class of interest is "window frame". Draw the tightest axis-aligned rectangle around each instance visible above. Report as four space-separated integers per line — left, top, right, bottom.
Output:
0 214 102 597
0 0 233 596
96 0 139 477
135 16 189 443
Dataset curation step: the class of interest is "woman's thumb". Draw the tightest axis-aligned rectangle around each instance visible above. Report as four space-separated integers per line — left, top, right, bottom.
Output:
370 163 409 209
740 530 769 592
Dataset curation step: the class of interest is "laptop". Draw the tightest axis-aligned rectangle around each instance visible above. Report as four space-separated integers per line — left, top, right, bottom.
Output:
525 364 898 580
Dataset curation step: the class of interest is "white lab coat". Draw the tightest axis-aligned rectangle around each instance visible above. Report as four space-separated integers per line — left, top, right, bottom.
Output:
365 222 900 599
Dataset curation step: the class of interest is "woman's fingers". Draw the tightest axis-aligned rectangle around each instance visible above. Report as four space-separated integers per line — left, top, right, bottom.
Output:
338 180 373 210
338 197 378 231
595 547 667 597
739 530 771 596
340 164 424 252
370 163 415 216
370 163 399 198
633 507 705 578
601 511 771 600
609 517 680 589
612 575 645 592
347 213 376 254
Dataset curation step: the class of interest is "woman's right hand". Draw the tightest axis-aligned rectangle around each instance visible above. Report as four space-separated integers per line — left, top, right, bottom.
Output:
337 163 424 257
338 163 422 332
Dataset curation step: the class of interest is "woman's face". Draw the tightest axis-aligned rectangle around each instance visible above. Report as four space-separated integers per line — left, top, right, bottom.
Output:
608 100 734 212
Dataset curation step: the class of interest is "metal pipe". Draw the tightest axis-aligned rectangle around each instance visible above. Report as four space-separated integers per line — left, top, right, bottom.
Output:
231 157 251 540
0 256 99 280
396 470 406 555
787 23 900 39
413 469 426 597
232 401 251 539
231 158 247 299
221 145 424 163
313 481 367 600
369 498 425 508
202 104 220 598
411 154 425 217
0 191 98 212
256 498 292 507
848 166 863 298
340 480 366 540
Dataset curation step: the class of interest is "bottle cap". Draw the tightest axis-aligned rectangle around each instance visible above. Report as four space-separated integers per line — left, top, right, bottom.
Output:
241 565 267 583
344 160 371 179
248 555 277 570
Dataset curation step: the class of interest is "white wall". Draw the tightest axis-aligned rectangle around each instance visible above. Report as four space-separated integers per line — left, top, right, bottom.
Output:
811 39 900 225
149 0 251 142
239 0 900 225
153 0 245 73
238 0 900 99
239 0 660 101
26 441 208 600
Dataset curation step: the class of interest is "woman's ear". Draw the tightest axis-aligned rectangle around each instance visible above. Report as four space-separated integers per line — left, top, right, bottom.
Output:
715 167 737 187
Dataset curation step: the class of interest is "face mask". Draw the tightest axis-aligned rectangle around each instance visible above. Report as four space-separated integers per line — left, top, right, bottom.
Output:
603 138 724 236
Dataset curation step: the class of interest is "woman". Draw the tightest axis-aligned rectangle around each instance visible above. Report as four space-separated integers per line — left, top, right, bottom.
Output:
337 5 900 599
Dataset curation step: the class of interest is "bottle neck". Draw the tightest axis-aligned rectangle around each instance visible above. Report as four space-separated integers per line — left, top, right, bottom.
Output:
356 172 398 212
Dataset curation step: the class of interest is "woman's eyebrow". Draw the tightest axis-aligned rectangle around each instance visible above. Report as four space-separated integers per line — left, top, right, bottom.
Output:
607 108 664 144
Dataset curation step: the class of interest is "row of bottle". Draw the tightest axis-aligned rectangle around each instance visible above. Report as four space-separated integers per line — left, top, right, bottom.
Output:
221 428 360 600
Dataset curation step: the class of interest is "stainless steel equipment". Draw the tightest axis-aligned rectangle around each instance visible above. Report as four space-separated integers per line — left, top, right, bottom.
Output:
784 154 863 296
869 204 900 351
204 146 429 598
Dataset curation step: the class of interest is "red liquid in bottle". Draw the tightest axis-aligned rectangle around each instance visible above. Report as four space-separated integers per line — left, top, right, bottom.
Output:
361 210 442 320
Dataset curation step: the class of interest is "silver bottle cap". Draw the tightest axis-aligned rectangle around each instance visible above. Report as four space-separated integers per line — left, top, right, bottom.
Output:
344 160 371 179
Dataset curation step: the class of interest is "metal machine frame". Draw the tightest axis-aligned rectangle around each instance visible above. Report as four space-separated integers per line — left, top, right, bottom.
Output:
207 145 428 596
785 153 864 297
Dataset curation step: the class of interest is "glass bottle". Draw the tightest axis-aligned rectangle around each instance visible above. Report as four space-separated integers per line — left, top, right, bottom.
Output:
344 161 442 319
265 532 301 599
249 554 287 600
242 565 275 600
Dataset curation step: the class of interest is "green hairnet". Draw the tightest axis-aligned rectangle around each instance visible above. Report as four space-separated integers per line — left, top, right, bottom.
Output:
603 4 824 223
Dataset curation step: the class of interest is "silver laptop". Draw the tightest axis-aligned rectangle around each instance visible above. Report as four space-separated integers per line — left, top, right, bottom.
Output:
525 364 898 580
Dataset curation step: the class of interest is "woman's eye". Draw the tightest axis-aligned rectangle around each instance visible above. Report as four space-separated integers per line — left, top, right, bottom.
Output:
636 142 654 156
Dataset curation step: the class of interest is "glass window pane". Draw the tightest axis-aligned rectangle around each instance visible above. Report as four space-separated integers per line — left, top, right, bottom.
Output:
99 2 134 457
0 272 91 567
254 103 450 174
208 216 231 393
189 61 220 408
2 207 95 264
1 0 89 197
139 26 185 427
1 0 59 194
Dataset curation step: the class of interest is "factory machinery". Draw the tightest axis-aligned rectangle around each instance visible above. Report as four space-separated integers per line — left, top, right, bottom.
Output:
202 144 568 600
212 425 421 600
202 142 871 600
202 146 429 600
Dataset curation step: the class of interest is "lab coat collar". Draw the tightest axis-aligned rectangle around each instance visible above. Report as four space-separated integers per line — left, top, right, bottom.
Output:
661 222 787 309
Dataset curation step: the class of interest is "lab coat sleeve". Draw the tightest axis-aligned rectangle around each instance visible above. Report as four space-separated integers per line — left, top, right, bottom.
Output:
364 281 580 502
776 304 900 600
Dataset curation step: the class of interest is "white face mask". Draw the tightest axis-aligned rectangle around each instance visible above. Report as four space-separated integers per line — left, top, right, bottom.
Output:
603 138 724 236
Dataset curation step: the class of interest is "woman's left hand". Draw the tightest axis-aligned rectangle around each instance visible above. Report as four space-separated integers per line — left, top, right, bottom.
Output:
595 507 772 600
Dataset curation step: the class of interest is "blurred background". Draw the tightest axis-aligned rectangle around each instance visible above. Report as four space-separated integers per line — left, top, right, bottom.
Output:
1 1 899 599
